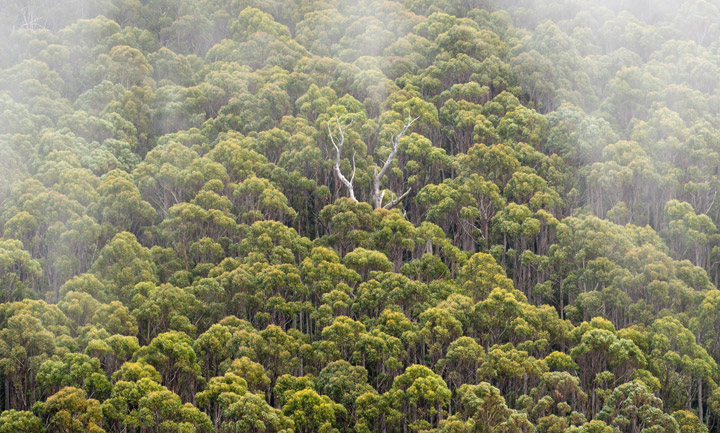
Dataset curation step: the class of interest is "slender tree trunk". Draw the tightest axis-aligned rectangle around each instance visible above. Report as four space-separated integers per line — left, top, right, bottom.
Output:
699 379 704 424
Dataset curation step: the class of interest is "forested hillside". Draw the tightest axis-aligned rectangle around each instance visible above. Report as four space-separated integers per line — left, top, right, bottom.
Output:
2 0 720 431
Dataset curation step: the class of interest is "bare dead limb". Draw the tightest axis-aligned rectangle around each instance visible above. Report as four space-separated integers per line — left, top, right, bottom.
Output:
373 114 419 209
328 115 357 202
327 112 419 209
383 187 412 210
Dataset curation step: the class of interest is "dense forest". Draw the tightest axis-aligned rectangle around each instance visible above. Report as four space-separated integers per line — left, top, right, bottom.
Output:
2 0 720 431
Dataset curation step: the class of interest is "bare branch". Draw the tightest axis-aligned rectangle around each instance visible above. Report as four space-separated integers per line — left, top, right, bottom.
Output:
328 115 357 202
373 114 419 209
705 190 718 215
327 118 339 151
350 151 356 184
383 187 412 210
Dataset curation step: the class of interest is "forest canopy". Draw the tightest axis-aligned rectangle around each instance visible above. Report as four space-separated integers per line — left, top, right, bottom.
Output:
1 0 720 432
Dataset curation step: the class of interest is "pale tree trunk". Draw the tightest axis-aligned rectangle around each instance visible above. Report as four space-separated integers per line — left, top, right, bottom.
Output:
328 116 357 201
328 113 419 210
373 114 418 210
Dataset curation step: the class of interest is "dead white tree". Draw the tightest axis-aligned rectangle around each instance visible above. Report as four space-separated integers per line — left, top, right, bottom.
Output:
328 113 419 209
328 115 357 202
373 114 419 209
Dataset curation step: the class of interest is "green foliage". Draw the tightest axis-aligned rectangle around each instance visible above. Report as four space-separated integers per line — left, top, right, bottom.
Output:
2 1 720 431
0 410 45 433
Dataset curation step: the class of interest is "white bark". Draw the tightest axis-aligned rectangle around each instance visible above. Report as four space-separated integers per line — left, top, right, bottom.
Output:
373 114 419 209
328 115 357 202
328 113 419 209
